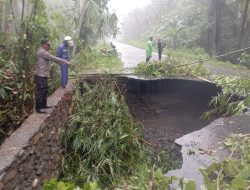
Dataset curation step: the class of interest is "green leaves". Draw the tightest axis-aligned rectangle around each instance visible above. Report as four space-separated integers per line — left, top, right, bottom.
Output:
201 134 250 190
185 180 196 190
231 177 248 189
62 79 145 187
43 179 76 190
0 0 62 144
71 47 123 75
77 0 118 46
135 54 210 78
43 179 101 190
202 76 250 121
0 87 7 100
82 182 100 190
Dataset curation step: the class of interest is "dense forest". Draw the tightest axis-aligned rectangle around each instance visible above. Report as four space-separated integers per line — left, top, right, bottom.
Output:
0 0 118 142
121 0 250 61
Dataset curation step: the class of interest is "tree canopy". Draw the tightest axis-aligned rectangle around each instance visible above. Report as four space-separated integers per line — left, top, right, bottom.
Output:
121 0 250 59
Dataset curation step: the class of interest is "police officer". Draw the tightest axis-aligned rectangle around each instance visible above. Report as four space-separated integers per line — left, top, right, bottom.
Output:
34 39 70 113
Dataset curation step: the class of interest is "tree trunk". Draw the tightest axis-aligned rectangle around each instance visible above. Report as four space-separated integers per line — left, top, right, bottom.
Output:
239 0 250 48
73 0 88 54
211 0 223 55
21 0 25 23
4 0 12 33
242 20 250 48
0 0 5 32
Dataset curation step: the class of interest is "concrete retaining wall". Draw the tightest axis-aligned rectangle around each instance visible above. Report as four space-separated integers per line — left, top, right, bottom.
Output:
0 87 72 190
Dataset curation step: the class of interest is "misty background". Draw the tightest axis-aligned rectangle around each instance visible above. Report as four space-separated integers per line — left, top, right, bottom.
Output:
1 0 250 61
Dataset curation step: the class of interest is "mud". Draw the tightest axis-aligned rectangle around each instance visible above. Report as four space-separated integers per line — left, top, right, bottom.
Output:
120 77 220 170
126 93 211 151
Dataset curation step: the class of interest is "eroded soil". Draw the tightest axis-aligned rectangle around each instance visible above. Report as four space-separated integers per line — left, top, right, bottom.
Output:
126 93 211 151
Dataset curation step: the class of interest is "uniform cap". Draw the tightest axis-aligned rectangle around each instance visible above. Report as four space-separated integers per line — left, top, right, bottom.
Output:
40 38 51 46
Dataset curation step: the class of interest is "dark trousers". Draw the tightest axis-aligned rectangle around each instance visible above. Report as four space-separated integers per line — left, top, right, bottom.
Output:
34 75 48 110
60 64 68 88
158 48 163 61
158 50 162 61
146 55 151 63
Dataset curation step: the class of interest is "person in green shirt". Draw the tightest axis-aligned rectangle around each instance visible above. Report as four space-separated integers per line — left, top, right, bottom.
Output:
146 36 153 62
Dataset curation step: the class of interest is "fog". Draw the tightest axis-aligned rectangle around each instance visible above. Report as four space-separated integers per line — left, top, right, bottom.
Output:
108 0 151 20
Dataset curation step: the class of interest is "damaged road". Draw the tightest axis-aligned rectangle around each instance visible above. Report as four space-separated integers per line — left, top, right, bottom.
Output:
167 112 250 187
120 76 250 187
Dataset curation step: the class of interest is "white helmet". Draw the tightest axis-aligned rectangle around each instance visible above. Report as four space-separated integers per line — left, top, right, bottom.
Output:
64 36 74 46
64 36 72 41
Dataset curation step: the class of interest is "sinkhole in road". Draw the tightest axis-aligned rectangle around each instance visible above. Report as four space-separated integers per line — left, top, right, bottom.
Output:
119 76 221 168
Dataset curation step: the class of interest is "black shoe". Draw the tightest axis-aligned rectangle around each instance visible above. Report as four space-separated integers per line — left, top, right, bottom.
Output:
36 109 47 114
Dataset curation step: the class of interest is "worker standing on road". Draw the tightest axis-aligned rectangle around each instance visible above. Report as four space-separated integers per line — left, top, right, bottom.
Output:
146 36 153 63
34 38 70 113
157 38 164 61
57 36 74 88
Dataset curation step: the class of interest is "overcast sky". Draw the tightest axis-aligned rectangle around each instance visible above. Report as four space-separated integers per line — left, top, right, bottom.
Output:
108 0 151 19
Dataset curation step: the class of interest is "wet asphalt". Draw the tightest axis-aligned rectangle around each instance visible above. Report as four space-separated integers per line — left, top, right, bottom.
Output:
113 41 160 68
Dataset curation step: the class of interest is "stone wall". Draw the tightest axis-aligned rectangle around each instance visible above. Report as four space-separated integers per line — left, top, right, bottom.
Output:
0 87 73 190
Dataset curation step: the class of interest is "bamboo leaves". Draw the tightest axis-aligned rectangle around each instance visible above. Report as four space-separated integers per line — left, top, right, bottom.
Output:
202 76 250 120
62 78 145 187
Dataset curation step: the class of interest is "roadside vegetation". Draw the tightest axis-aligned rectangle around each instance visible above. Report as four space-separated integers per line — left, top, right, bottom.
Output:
0 0 60 144
43 78 195 190
201 134 250 190
129 40 250 77
1 0 250 189
43 78 250 190
62 78 146 186
0 0 118 144
135 55 210 78
70 44 123 76
202 76 250 121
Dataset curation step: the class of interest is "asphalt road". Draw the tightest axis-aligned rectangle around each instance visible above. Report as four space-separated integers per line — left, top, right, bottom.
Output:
113 41 159 68
113 41 250 78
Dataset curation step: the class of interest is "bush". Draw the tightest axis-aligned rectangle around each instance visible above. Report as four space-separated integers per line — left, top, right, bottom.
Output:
62 78 146 187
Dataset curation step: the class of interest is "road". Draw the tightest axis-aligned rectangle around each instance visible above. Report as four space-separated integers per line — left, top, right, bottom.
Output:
113 41 159 68
113 41 250 78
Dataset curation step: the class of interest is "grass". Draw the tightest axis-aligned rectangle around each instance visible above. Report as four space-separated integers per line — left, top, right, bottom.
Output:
70 44 123 75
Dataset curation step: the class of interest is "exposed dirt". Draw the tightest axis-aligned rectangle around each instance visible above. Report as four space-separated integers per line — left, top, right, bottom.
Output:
126 93 211 152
